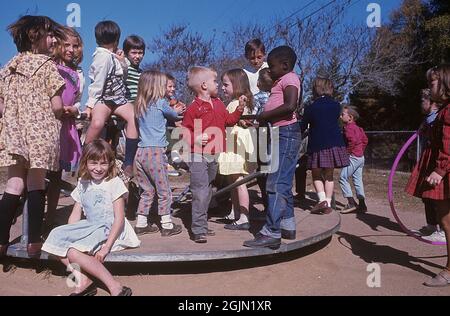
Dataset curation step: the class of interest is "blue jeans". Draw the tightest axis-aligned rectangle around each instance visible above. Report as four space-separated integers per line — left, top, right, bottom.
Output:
339 155 365 199
260 123 301 239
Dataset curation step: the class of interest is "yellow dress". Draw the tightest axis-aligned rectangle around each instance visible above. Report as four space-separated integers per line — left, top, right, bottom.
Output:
0 53 65 171
218 100 257 176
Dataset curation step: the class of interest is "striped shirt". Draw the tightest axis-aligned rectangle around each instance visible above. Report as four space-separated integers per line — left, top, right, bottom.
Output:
125 65 142 102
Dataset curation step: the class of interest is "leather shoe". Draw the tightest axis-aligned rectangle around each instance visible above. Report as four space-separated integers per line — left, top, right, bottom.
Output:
310 201 329 214
134 224 159 236
161 224 182 237
281 229 296 240
206 229 216 236
117 286 133 296
243 234 281 250
0 244 8 258
224 221 250 231
191 234 207 244
69 282 97 296
27 243 42 259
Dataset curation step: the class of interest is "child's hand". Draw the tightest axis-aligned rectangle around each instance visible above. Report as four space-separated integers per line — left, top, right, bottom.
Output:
426 172 443 187
237 95 248 112
84 108 93 120
94 244 111 263
174 102 186 114
239 120 254 128
115 49 126 62
195 133 209 147
63 106 79 117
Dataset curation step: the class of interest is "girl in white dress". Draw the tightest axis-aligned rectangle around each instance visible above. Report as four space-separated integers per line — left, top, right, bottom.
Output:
43 139 140 296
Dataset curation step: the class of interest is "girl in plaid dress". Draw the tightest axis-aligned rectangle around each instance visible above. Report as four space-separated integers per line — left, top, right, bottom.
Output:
406 65 450 287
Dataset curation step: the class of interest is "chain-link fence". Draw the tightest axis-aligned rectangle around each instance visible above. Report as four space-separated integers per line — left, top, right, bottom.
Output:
365 131 419 172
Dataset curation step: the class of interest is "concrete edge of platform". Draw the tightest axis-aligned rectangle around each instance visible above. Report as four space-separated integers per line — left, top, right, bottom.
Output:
4 214 341 263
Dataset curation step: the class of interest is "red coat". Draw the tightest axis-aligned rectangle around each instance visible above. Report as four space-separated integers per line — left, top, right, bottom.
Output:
343 122 368 157
406 104 450 200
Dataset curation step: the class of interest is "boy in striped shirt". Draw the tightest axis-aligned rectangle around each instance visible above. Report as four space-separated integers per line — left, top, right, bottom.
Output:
123 35 145 102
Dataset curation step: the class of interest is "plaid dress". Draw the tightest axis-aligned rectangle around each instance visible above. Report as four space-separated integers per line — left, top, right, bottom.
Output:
406 104 450 200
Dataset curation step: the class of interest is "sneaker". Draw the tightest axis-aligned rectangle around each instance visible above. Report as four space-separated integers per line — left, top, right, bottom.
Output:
422 230 447 243
161 224 182 237
134 224 160 236
411 225 438 237
340 203 358 214
167 164 180 177
224 221 250 231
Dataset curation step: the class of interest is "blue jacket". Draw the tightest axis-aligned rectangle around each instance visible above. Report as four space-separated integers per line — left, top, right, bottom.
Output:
300 96 346 153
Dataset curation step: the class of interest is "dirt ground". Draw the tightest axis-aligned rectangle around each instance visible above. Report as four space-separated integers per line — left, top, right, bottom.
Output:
0 168 449 296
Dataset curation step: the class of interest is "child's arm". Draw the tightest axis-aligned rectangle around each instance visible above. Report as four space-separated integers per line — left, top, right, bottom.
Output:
427 108 450 186
162 101 184 122
224 96 246 126
85 52 111 109
68 202 83 225
95 196 125 263
258 86 299 123
51 89 64 119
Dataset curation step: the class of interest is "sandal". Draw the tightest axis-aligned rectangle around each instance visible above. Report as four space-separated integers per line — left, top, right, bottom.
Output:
424 270 450 287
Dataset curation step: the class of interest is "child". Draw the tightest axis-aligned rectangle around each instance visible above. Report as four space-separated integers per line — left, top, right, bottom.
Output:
46 26 84 226
252 68 273 116
338 105 368 214
406 65 449 287
301 78 349 215
42 140 139 296
123 35 145 103
84 21 139 177
244 39 269 95
133 70 185 237
243 46 302 249
218 69 256 231
412 88 444 241
0 16 65 258
182 66 245 243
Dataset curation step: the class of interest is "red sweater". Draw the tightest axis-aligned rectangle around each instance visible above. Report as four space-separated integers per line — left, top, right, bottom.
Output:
182 97 243 154
343 122 368 157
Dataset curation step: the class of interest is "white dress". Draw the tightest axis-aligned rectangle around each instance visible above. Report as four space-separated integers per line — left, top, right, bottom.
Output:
42 177 140 257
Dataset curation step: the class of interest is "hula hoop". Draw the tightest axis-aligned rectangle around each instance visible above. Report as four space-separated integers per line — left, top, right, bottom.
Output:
387 132 446 246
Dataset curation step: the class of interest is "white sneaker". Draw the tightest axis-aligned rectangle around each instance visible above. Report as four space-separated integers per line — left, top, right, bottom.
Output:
422 230 447 243
411 225 438 236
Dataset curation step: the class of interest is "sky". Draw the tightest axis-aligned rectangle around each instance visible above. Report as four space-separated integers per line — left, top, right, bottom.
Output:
0 0 403 103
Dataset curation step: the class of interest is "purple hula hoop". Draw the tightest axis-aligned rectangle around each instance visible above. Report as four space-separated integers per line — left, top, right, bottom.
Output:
388 132 446 246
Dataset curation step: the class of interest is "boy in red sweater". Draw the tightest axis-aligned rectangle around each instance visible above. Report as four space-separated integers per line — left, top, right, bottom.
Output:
339 105 369 214
182 67 246 243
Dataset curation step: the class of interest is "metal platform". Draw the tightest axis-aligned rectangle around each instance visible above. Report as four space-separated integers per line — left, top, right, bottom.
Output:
6 206 340 263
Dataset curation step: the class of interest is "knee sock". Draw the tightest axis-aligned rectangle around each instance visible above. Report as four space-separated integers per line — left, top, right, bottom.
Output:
0 193 21 245
124 138 139 168
27 190 46 244
317 192 326 203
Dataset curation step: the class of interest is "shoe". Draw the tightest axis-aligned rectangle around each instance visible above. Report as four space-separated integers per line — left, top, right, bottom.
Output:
224 221 250 231
117 286 133 296
411 225 438 237
0 245 8 258
191 234 207 244
424 270 450 287
310 201 329 214
167 165 180 177
357 199 368 213
281 229 296 240
161 224 182 237
69 282 97 296
340 203 358 214
243 234 281 250
207 229 216 236
134 224 160 236
422 230 447 243
27 243 42 259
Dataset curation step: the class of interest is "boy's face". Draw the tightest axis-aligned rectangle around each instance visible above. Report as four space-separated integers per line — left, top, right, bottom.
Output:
127 48 145 67
247 49 266 70
204 71 219 97
166 80 176 98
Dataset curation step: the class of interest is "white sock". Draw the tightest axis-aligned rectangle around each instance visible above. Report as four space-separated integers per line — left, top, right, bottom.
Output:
326 198 332 207
317 192 326 202
236 213 249 225
136 215 148 228
161 215 174 230
226 208 235 220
